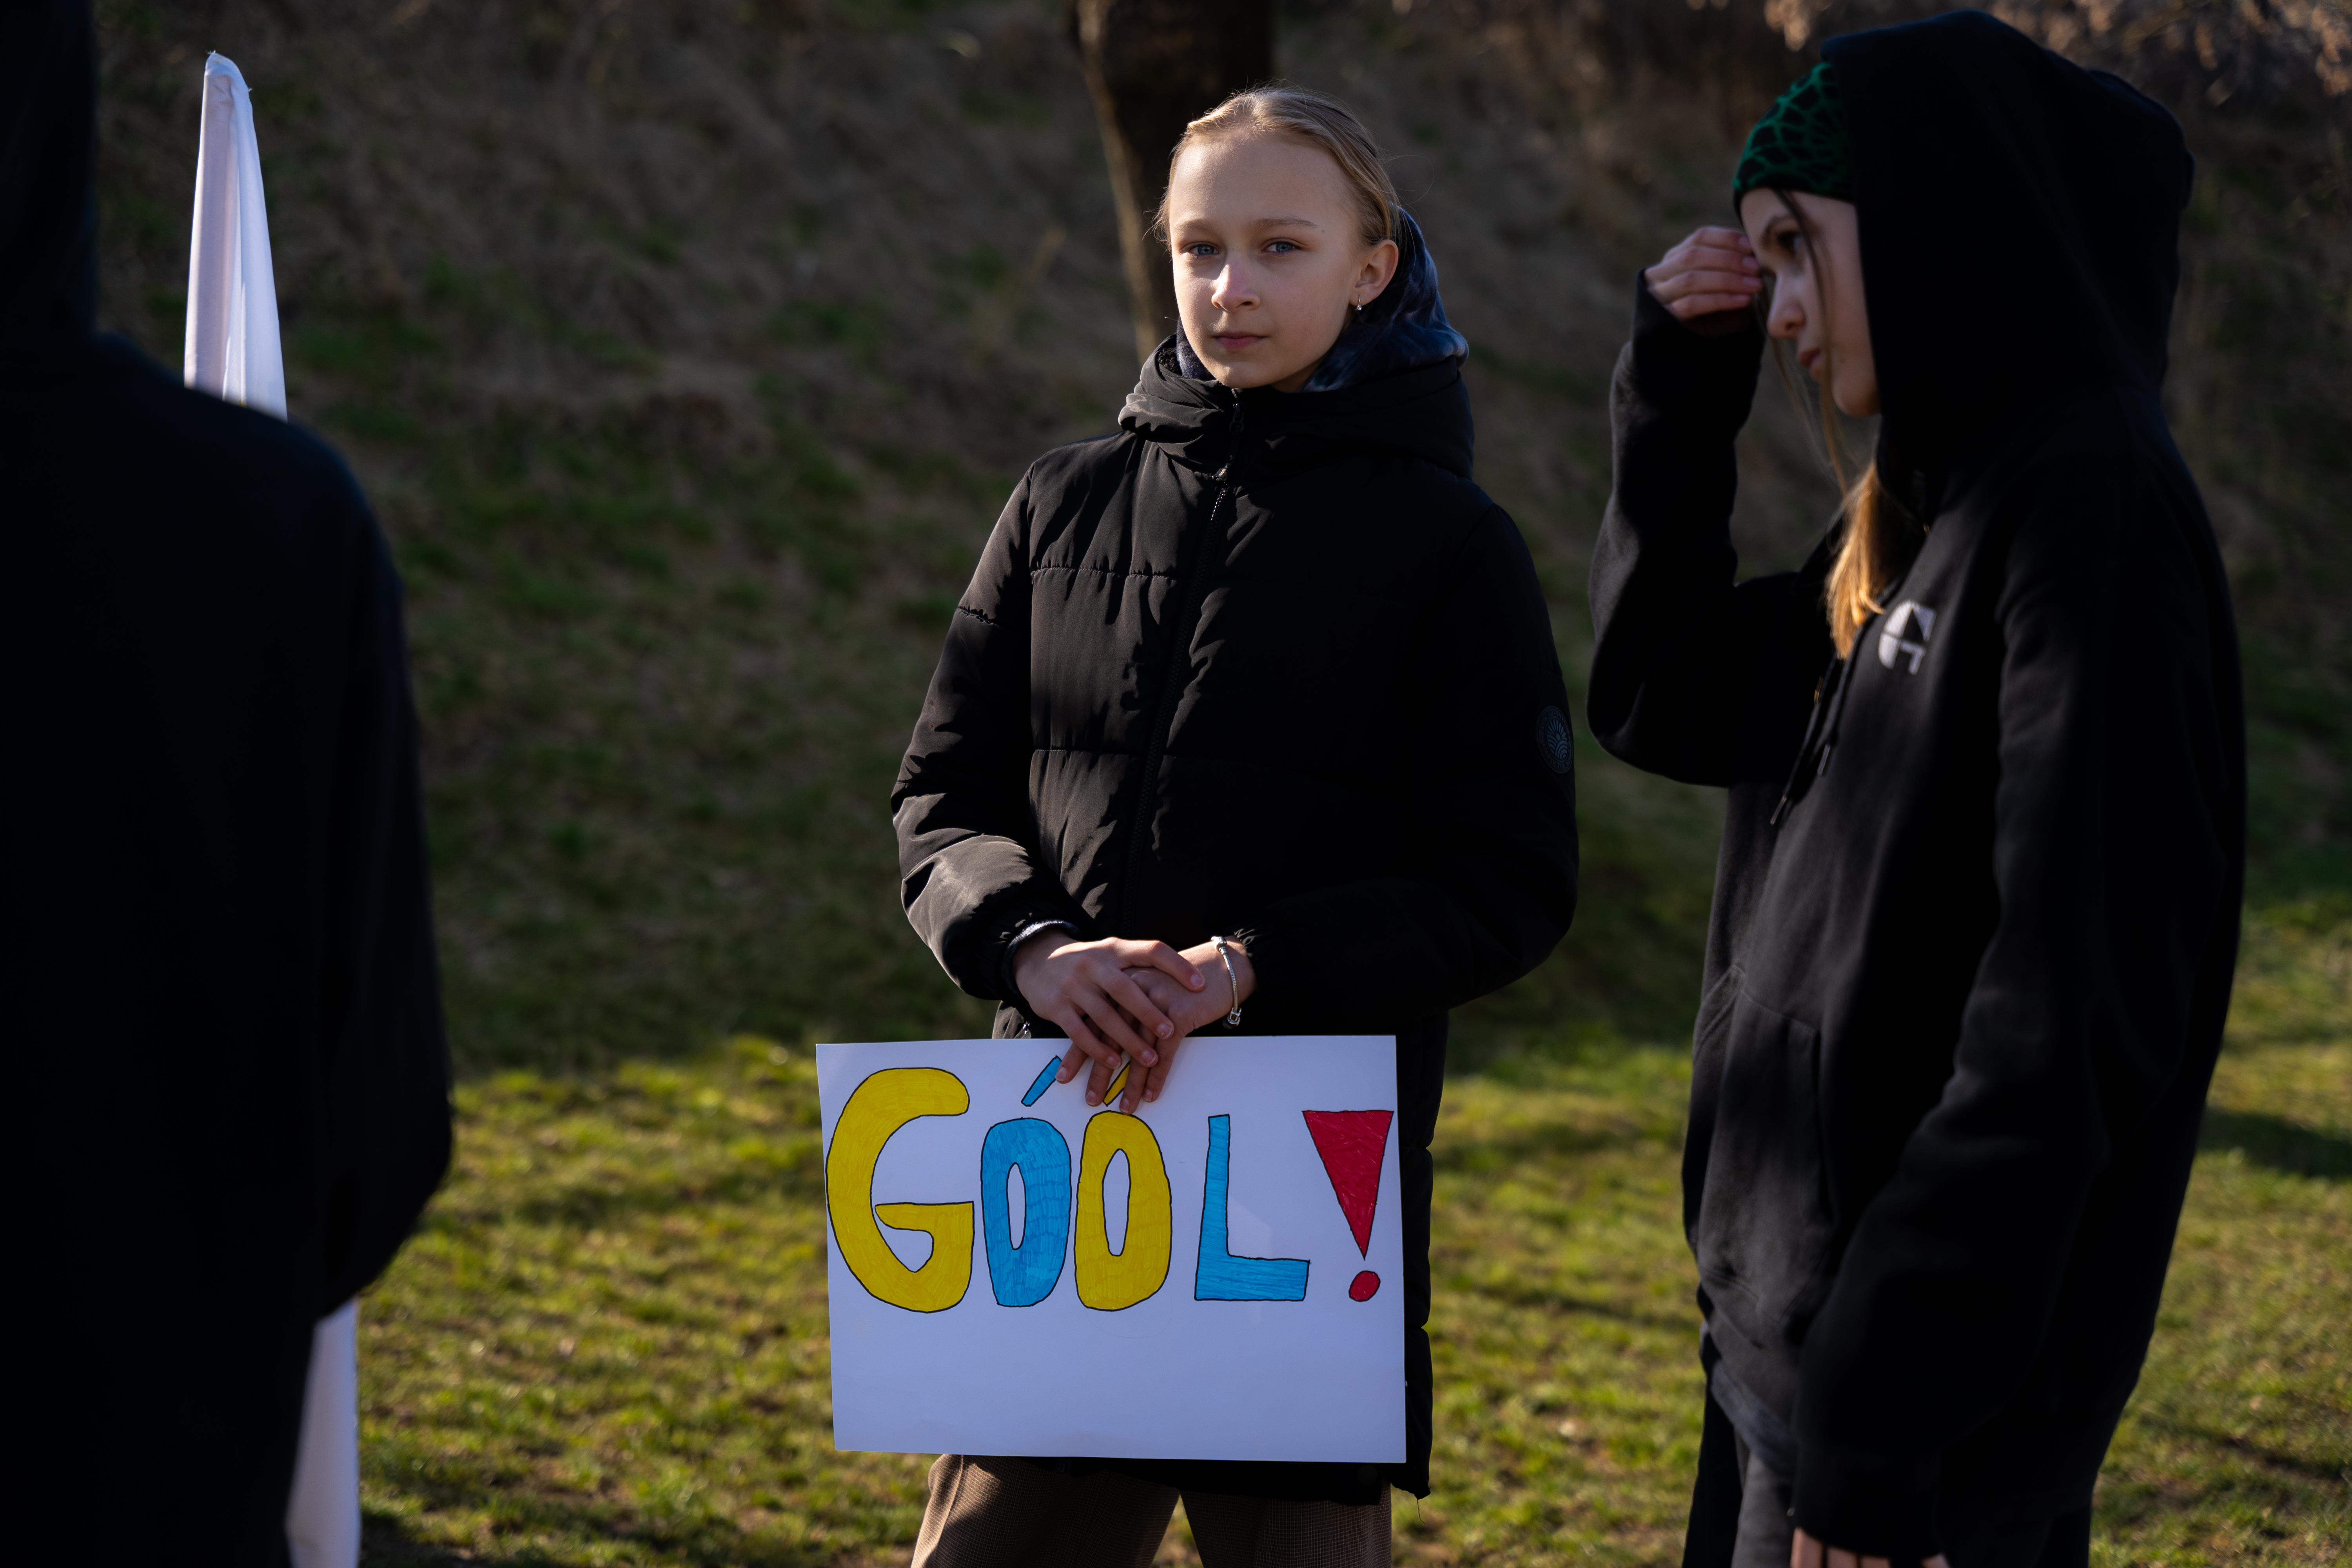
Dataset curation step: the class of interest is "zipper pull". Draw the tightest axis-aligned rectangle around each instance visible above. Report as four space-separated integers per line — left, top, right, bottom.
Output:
1769 793 1793 828
1816 742 1835 775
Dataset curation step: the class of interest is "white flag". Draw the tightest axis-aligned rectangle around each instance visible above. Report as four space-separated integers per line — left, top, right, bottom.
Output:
183 53 285 418
182 52 357 1568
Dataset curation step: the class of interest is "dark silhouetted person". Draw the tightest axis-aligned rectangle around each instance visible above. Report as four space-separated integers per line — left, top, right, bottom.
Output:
5 5 452 1563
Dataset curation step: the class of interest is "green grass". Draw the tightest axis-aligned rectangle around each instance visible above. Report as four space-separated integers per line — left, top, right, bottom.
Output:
356 1042 889 1564
354 915 2350 1566
2100 911 2352 1568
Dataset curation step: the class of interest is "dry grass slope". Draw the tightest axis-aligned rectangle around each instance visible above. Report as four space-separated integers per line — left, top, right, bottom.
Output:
95 0 2350 1063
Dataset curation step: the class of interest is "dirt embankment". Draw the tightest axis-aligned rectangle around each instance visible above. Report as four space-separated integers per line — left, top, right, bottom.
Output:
93 0 2348 1064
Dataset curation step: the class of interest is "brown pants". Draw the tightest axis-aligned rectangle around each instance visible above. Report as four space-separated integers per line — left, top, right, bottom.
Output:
910 1454 1392 1568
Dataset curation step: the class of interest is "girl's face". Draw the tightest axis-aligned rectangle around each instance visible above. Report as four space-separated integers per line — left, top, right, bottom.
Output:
1166 134 1399 393
1739 190 1879 418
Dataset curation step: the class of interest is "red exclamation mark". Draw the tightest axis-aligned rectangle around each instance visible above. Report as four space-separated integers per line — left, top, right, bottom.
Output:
1304 1110 1394 1301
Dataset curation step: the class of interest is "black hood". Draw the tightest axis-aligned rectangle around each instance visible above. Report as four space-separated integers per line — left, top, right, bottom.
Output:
1119 341 1475 481
5 1 98 349
1825 10 2192 470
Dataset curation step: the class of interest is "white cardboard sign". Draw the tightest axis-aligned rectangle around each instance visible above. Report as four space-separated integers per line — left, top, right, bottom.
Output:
818 1036 1404 1463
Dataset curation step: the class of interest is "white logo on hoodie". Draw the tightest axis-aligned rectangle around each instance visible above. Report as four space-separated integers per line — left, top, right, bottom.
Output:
1878 601 1937 673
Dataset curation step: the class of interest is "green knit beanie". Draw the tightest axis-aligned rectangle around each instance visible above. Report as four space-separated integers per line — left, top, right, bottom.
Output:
1733 60 1855 208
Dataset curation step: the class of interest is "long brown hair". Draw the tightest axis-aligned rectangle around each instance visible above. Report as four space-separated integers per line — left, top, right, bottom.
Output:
1763 191 1915 659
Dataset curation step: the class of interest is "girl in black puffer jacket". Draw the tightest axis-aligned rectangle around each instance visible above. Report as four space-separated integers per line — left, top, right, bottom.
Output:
893 86 1579 1567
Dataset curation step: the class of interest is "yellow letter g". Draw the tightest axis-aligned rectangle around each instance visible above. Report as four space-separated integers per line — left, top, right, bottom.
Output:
826 1067 974 1312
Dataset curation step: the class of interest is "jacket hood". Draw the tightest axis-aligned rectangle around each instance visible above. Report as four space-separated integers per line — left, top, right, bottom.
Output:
1824 10 2192 470
5 1 98 350
1124 205 1475 481
1121 342 1475 482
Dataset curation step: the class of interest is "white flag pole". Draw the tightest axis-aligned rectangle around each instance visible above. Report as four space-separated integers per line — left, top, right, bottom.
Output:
183 51 359 1568
285 1301 363 1568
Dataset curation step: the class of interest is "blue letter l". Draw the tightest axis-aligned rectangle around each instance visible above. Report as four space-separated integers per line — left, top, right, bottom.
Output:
1194 1115 1309 1301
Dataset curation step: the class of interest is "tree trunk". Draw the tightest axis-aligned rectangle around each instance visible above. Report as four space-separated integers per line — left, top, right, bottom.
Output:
1068 0 1274 362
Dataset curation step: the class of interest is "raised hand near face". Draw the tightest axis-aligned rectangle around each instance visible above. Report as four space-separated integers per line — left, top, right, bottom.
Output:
1644 227 1763 336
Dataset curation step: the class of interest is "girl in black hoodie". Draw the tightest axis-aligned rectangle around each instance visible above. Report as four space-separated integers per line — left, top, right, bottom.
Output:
892 87 1578 1566
1590 13 2243 1568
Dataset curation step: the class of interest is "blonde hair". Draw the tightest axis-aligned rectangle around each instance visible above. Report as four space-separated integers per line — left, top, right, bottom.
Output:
1825 455 1908 660
1151 85 1399 250
1765 191 1916 659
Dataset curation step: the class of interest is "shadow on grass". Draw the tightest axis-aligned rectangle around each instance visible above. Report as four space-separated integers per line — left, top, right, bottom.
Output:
1444 1275 1696 1332
425 1170 822 1233
2197 1108 2352 1179
364 1513 531 1567
2126 1412 2352 1483
1434 1118 1678 1173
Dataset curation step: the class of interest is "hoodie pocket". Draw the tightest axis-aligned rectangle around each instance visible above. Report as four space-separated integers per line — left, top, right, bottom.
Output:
1680 965 1745 1254
1691 965 1745 1082
1691 987 1838 1347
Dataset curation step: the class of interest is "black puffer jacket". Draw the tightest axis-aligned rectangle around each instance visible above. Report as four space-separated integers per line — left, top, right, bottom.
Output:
1588 12 2243 1559
893 339 1580 1501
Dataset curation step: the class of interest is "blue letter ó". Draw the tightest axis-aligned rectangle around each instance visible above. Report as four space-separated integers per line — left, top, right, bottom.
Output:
981 1118 1072 1307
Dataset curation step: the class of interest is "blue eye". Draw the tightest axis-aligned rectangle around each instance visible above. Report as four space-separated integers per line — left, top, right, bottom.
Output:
1267 240 1298 254
1184 243 1219 258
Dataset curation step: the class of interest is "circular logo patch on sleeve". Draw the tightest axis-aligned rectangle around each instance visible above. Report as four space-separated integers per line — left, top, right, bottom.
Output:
1536 705 1573 775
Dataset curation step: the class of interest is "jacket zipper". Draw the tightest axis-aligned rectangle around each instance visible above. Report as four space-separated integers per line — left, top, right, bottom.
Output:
1768 607 1882 826
1769 654 1847 827
1117 401 1246 932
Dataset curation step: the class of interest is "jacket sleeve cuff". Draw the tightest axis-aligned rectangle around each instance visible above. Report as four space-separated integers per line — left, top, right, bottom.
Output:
1626 269 1766 417
975 902 1084 1018
1790 1441 1944 1563
996 916 1078 1012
